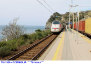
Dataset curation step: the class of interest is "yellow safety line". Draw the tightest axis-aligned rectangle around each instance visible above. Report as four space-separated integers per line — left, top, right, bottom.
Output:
52 32 65 60
72 29 91 43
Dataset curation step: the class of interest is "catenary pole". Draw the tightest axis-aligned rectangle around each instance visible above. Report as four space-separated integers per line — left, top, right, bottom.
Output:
69 7 71 29
77 11 79 32
73 13 74 29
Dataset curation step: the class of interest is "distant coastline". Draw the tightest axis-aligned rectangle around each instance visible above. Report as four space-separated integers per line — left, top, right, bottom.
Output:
0 25 45 41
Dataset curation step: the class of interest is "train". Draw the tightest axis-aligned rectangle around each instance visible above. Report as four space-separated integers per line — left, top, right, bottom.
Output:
51 20 63 33
73 18 91 37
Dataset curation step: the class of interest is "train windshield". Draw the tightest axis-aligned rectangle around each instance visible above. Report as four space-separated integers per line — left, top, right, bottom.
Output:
53 21 60 24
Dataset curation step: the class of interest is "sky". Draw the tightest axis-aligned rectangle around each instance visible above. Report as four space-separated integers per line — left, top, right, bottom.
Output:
0 0 91 26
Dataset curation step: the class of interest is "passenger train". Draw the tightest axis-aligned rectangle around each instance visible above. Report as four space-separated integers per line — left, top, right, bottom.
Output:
51 21 63 33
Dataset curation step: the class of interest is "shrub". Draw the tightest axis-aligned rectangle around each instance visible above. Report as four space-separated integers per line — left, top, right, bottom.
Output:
29 40 34 44
6 39 18 51
17 38 25 46
37 32 43 39
0 46 11 57
0 29 51 57
35 29 42 33
8 43 18 51
27 29 51 44
41 31 46 37
21 34 29 40
0 41 7 47
30 33 37 41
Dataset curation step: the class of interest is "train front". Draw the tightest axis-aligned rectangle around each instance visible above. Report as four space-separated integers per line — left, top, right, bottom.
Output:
51 21 62 33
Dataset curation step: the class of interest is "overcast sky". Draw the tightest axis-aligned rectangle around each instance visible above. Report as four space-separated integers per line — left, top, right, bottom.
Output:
0 0 91 26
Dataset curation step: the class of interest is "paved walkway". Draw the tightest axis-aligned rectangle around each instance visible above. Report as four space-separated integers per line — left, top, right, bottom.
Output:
62 30 91 60
61 30 73 60
39 30 91 60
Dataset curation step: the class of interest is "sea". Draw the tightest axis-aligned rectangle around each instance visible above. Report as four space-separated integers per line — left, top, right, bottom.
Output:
0 25 45 41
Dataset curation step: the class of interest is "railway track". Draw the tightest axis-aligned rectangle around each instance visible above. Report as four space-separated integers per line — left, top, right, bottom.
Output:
8 33 58 60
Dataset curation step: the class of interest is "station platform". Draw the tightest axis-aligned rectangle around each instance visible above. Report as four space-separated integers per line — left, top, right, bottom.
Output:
39 29 91 60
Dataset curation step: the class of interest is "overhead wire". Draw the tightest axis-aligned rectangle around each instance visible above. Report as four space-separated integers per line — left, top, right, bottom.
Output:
71 0 73 5
36 0 53 13
79 6 91 7
42 0 55 12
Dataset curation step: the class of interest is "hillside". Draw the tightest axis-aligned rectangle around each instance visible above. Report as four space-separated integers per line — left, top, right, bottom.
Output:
46 10 91 29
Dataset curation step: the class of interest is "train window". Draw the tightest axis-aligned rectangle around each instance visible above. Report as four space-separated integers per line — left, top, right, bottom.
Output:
53 21 60 24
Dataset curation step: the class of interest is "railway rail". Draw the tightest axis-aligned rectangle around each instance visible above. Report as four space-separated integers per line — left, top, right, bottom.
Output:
8 33 58 60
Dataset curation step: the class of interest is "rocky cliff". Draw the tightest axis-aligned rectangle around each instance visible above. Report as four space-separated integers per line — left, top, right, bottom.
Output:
46 10 91 29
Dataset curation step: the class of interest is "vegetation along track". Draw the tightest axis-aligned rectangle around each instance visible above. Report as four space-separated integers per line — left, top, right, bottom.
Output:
8 33 58 60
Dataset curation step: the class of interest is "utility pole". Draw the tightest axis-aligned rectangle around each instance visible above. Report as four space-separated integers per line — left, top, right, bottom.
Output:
69 0 78 30
77 11 79 32
76 12 78 31
69 5 72 29
69 9 71 29
69 5 78 30
73 13 74 29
